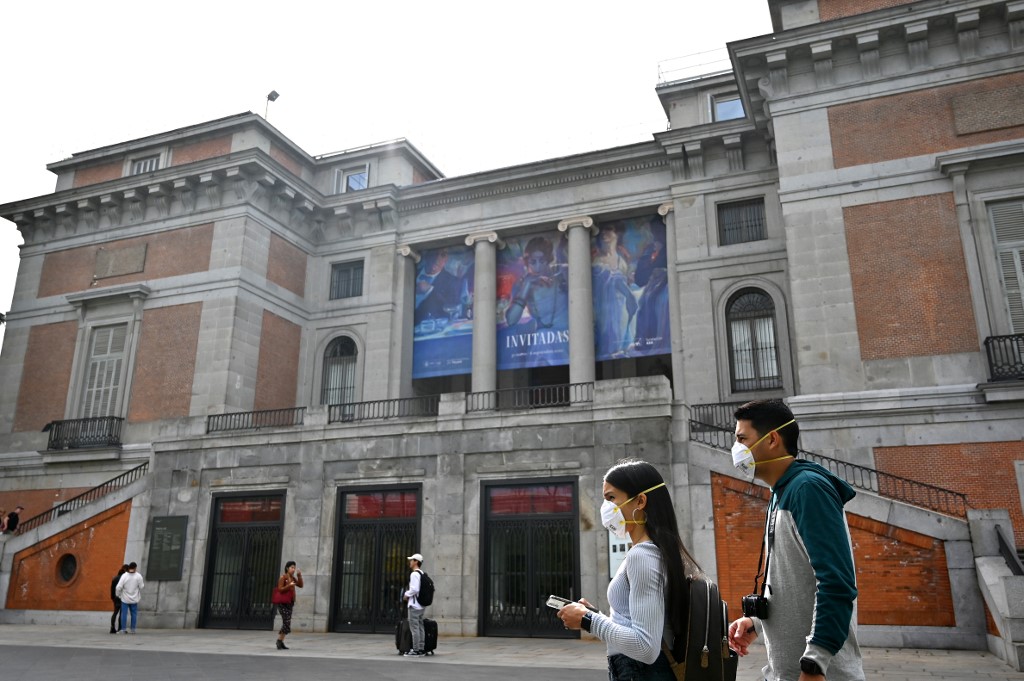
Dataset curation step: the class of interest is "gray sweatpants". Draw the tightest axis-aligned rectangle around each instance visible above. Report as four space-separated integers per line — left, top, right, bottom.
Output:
408 606 425 652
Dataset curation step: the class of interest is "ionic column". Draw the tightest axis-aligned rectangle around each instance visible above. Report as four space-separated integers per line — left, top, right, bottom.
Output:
465 232 505 393
659 202 687 403
557 216 597 385
393 245 420 398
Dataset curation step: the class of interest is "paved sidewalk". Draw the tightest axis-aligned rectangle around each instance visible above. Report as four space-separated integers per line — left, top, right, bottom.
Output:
0 625 1021 679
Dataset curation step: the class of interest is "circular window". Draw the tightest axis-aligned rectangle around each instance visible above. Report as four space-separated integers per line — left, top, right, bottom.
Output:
57 553 78 583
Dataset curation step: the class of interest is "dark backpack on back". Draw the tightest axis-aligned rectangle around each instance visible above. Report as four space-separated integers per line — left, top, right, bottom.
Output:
662 579 738 681
416 569 435 606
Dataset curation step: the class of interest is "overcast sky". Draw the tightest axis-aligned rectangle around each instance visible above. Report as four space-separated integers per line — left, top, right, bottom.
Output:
0 1 773 348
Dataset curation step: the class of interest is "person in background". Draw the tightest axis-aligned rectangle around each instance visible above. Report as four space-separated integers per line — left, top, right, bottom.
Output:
559 459 702 681
0 508 6 534
726 399 864 681
403 552 427 657
4 506 23 534
275 560 303 650
115 562 145 634
110 564 128 634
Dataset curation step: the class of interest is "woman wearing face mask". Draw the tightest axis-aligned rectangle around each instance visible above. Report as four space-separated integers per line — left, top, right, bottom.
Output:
559 459 702 681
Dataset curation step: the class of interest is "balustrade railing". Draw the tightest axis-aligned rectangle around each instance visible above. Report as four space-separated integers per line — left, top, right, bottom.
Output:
328 395 441 423
46 416 124 450
466 382 594 412
207 407 306 433
16 462 150 535
984 334 1024 381
687 417 969 519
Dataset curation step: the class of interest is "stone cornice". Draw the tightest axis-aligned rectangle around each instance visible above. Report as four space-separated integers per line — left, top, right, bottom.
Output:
729 0 1022 129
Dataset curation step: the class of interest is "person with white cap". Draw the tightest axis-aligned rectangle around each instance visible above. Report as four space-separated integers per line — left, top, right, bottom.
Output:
403 552 426 656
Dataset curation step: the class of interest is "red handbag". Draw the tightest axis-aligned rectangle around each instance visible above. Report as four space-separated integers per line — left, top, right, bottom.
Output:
271 584 294 605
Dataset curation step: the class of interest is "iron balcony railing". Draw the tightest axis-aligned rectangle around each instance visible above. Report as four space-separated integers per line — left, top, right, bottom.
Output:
984 333 1024 381
206 407 306 433
466 382 594 413
16 461 150 535
328 395 441 423
687 418 969 519
995 524 1024 576
46 416 124 450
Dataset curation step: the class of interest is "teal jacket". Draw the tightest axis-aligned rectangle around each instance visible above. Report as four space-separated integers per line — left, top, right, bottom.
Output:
758 459 864 681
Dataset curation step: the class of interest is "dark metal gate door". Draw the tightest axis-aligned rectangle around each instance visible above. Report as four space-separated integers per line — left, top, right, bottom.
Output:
482 481 579 638
202 495 284 630
332 487 419 633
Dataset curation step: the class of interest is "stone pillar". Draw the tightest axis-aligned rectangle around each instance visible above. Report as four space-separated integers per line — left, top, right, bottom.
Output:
659 202 687 404
393 245 420 398
465 232 504 393
943 164 992 341
557 216 597 385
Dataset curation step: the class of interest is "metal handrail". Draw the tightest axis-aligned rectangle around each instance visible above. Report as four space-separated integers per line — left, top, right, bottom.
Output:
466 382 594 412
995 524 1024 576
15 461 150 535
687 419 969 519
328 395 441 423
46 416 124 450
207 407 306 433
984 334 1024 381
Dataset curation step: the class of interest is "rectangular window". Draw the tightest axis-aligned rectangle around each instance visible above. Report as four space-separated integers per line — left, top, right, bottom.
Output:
718 198 767 246
335 167 369 193
81 324 128 417
713 94 744 121
130 155 161 175
990 200 1024 333
330 260 364 300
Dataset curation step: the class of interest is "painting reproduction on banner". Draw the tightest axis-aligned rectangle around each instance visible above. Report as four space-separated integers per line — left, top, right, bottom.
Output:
412 245 474 378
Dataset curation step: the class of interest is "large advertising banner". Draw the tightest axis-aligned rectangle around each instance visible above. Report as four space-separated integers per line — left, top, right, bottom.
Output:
592 215 671 361
497 232 570 370
412 245 474 378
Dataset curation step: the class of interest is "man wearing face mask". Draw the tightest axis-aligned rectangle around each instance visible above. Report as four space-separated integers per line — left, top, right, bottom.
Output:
727 400 864 681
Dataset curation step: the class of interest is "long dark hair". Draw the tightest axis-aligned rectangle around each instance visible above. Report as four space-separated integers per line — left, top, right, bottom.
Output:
604 458 701 641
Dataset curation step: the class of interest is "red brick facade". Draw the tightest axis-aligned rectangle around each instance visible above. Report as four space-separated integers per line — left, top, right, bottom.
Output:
0 487 91 526
875 442 1024 546
72 160 123 188
829 72 1024 168
254 311 301 411
711 473 957 627
13 321 77 432
267 233 307 298
844 194 978 360
6 501 131 611
170 135 232 166
818 0 915 21
127 303 203 422
269 144 304 177
38 223 214 298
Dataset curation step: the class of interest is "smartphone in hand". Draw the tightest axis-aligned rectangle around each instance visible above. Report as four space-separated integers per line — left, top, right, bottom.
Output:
545 595 598 612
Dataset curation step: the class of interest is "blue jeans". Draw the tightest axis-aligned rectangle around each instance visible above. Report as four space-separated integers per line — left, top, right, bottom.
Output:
607 652 676 681
120 602 138 632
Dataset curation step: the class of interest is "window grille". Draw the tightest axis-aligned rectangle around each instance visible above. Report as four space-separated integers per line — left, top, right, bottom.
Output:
130 155 160 175
718 198 766 246
330 260 364 300
727 289 781 392
321 336 358 405
82 324 127 417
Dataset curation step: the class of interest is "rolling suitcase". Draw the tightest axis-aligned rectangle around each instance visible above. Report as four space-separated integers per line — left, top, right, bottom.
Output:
395 616 438 655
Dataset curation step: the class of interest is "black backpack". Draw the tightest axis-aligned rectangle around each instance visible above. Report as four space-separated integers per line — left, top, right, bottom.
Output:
662 579 738 681
416 569 435 606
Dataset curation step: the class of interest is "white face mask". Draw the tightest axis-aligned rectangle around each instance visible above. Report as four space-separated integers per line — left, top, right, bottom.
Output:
600 482 667 539
732 419 797 473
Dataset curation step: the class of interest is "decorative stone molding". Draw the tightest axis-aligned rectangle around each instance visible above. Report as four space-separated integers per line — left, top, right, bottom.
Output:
657 203 674 217
173 178 196 212
32 207 54 240
556 215 596 235
766 49 788 96
956 9 980 60
684 140 704 179
100 193 122 226
290 198 315 230
464 231 506 249
225 166 249 201
664 144 687 182
811 40 834 87
905 19 930 69
857 31 880 78
77 198 98 229
723 134 744 172
55 203 77 233
362 198 397 232
251 172 277 204
1010 1 1024 50
198 172 221 207
396 244 421 263
273 183 297 215
123 188 146 222
148 183 171 217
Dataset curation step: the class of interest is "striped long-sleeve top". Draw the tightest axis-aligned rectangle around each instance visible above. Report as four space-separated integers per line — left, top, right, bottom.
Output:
588 542 668 664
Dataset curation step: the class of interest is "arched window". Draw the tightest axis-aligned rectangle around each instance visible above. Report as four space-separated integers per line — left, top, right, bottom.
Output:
727 288 782 392
321 337 358 405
